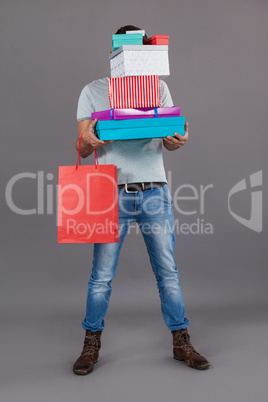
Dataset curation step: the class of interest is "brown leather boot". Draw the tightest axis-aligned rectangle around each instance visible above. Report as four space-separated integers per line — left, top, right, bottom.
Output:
172 328 210 370
73 330 102 375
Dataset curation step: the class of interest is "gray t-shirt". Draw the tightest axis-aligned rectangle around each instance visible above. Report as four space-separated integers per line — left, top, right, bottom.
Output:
77 77 174 185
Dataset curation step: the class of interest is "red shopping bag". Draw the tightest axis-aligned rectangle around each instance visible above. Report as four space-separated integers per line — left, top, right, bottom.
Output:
57 136 119 243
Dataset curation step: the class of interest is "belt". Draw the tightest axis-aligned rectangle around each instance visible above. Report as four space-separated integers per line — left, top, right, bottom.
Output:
118 182 166 193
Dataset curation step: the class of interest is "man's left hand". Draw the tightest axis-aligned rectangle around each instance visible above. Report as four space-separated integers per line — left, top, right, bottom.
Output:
163 121 189 151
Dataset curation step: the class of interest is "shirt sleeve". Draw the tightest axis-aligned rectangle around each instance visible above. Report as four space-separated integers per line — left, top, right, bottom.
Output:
76 85 94 122
160 80 174 107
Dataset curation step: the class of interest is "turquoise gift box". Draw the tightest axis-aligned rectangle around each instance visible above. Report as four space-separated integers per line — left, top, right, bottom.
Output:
112 33 143 51
95 116 185 141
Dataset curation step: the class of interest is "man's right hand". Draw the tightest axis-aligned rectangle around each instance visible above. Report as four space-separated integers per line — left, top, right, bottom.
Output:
82 118 114 148
76 118 114 158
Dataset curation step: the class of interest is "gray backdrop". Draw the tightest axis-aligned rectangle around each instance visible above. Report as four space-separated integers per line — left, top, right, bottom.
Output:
1 0 267 401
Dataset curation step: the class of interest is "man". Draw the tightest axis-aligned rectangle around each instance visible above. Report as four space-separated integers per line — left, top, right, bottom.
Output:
73 25 210 374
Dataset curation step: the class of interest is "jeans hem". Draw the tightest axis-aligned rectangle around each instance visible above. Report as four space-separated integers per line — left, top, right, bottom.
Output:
168 318 190 332
81 320 104 332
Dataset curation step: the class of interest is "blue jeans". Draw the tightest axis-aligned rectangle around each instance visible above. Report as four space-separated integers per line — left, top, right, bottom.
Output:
82 184 190 332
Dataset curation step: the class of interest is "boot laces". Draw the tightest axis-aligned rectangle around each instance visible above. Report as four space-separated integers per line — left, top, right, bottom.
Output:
177 329 200 355
82 333 98 357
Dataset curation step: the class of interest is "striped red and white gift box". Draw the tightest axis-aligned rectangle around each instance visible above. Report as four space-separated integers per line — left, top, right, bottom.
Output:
108 75 161 109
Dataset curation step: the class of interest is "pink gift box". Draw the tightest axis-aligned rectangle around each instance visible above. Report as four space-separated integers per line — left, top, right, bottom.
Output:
92 107 180 121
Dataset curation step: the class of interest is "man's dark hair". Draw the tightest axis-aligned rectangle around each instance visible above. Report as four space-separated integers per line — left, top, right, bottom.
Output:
115 25 148 40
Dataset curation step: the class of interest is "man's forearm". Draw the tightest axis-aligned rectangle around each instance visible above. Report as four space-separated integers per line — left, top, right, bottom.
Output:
75 118 114 157
75 119 95 158
75 136 94 158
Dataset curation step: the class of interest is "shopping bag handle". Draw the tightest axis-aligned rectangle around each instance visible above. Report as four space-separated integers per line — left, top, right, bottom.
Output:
94 148 99 168
76 133 99 170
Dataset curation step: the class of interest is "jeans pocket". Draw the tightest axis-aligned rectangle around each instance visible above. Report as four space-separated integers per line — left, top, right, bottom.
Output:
159 184 173 206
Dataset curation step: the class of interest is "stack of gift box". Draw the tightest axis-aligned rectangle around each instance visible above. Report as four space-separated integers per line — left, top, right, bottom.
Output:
93 30 185 141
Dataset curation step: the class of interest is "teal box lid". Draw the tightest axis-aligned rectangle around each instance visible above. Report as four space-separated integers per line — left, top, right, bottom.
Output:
112 33 143 51
96 116 185 141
